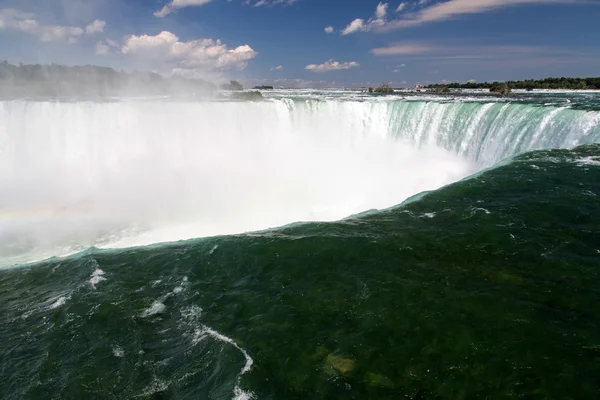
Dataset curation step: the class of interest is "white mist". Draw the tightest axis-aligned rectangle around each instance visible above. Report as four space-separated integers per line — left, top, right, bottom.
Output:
0 99 474 265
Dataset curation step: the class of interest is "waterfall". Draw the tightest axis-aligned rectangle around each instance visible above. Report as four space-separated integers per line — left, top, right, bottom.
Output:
1 98 598 265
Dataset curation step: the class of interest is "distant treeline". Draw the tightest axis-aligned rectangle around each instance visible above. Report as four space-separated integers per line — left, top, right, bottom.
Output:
0 61 216 98
428 77 600 90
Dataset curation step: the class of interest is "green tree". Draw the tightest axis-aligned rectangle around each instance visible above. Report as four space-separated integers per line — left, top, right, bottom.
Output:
490 82 511 96
373 84 394 94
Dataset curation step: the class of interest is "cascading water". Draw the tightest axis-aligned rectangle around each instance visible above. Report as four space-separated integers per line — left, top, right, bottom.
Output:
382 100 600 165
1 96 599 266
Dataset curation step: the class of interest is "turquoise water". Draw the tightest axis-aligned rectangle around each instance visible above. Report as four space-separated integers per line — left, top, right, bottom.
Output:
1 92 600 399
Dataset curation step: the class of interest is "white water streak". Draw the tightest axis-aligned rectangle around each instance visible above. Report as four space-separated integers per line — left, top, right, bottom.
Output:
180 304 254 399
89 268 106 288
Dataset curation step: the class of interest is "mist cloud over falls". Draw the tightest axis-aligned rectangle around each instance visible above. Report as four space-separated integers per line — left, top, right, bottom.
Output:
0 99 472 265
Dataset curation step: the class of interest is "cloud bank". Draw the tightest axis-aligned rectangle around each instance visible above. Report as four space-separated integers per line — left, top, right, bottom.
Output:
155 0 297 16
0 8 105 43
371 43 433 56
336 0 582 34
120 31 257 71
385 0 580 30
248 0 297 7
85 19 106 35
305 60 359 72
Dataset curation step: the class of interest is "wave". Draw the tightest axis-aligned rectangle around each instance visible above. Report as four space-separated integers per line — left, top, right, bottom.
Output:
0 98 598 266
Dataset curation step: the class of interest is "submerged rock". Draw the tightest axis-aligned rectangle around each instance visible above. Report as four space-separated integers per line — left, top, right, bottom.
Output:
365 372 395 388
311 346 330 361
325 354 355 375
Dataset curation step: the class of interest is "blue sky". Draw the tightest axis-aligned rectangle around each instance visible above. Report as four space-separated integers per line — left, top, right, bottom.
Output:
0 0 599 87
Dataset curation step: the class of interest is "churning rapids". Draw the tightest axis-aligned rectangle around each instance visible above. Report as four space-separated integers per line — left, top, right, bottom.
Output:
1 91 599 266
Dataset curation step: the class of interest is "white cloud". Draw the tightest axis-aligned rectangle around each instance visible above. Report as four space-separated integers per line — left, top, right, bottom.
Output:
39 26 84 43
0 8 86 43
371 43 560 59
85 19 106 35
246 0 297 7
154 0 214 18
95 41 109 55
121 31 258 70
371 43 432 56
340 2 389 35
106 38 120 47
324 26 334 34
375 2 388 18
0 9 28 28
341 18 366 35
155 0 295 15
338 0 582 33
271 65 283 70
368 42 586 71
305 59 359 72
392 64 407 72
57 0 112 26
385 0 581 30
94 38 120 55
95 38 121 56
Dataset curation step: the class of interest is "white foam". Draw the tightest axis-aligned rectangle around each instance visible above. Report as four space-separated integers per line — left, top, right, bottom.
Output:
233 386 255 400
180 305 254 399
89 268 106 288
576 156 600 167
204 327 254 375
49 296 68 309
173 276 189 294
204 327 255 399
112 346 125 358
137 378 169 397
181 305 202 321
141 301 166 317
